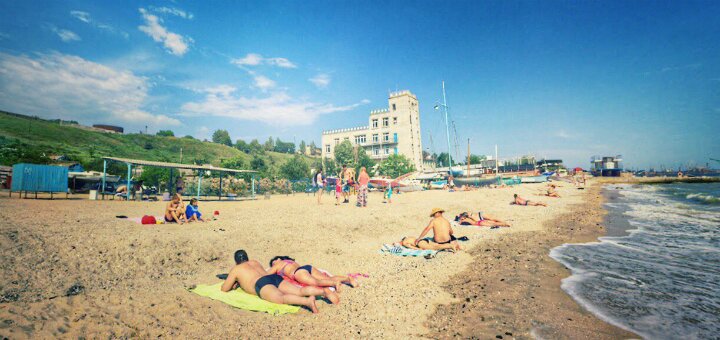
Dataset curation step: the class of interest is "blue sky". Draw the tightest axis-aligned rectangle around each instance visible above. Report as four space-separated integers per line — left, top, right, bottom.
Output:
0 1 718 169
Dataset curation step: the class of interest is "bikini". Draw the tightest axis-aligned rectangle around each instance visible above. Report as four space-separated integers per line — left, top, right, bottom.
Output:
254 274 284 296
278 260 313 280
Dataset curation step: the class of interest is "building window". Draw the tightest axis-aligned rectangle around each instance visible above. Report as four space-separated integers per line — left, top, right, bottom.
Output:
334 138 339 145
373 147 379 155
372 134 379 143
393 133 398 142
383 132 389 142
325 145 331 153
384 146 390 155
393 117 397 125
354 135 366 144
392 103 396 111
382 117 389 127
372 119 378 128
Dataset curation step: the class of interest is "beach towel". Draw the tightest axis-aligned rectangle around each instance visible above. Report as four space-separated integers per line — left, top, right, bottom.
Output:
380 244 438 257
189 282 301 316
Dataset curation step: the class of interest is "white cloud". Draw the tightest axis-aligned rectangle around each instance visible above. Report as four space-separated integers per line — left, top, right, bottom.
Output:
138 8 190 56
70 10 91 23
51 27 80 42
150 6 194 20
0 52 180 127
555 130 572 139
253 75 276 90
180 87 367 126
231 53 297 68
70 10 129 39
0 32 10 40
309 73 331 88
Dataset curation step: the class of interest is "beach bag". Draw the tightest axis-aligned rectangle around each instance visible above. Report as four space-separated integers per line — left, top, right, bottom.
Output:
141 215 157 225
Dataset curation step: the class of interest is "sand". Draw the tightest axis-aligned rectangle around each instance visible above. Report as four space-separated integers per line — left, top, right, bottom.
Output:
0 181 633 338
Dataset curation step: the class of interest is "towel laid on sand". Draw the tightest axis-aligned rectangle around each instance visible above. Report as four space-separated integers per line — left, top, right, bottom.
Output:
380 244 438 257
189 282 301 315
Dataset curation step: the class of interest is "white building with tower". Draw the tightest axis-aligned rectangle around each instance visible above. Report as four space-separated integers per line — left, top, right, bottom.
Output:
321 90 424 171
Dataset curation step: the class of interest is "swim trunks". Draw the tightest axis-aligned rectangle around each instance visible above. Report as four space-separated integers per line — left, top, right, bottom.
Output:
254 274 284 296
435 235 457 245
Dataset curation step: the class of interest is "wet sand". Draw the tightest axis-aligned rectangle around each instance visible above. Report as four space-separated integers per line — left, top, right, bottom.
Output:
0 182 634 338
425 184 639 339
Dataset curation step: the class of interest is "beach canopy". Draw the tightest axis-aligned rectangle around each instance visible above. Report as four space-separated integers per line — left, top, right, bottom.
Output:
101 156 257 201
574 167 584 172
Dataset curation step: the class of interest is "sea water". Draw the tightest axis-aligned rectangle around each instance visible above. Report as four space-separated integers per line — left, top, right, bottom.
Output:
550 182 720 339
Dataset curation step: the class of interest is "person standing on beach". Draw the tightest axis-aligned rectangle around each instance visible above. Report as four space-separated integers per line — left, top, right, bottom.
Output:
356 167 370 207
221 250 322 313
340 165 351 203
414 208 462 251
315 169 324 205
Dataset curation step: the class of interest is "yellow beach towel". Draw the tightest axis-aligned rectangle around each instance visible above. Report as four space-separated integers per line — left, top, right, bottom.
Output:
189 282 301 315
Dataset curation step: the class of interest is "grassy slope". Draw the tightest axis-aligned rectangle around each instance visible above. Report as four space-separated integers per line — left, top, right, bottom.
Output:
0 111 310 170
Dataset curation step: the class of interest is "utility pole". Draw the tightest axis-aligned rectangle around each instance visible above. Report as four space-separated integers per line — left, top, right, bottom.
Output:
467 138 471 177
442 81 453 171
495 144 499 175
180 147 183 163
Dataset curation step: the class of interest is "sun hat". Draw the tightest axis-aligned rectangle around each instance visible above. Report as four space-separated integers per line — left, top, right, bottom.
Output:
429 208 445 217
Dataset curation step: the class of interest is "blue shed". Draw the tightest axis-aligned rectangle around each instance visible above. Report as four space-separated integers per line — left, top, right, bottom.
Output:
11 164 68 194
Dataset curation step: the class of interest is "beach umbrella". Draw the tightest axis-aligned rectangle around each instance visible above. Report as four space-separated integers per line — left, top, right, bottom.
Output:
574 167 583 172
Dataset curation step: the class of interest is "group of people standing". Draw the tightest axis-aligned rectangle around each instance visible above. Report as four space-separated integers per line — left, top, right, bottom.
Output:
314 165 371 207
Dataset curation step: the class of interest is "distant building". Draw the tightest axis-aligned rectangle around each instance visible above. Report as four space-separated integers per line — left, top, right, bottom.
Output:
536 159 564 172
591 155 623 176
92 124 124 133
321 90 424 171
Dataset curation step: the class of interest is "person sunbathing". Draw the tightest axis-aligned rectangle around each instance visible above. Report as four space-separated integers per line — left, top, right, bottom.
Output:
395 236 456 251
164 194 187 224
512 194 547 207
456 211 511 227
267 256 357 293
414 208 462 251
537 184 561 198
221 250 327 313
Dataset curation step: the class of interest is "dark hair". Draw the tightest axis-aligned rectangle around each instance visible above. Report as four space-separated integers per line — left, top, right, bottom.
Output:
269 255 295 267
190 198 198 204
514 194 518 198
234 250 249 264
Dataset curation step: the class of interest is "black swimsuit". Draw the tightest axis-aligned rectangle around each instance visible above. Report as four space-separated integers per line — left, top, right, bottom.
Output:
436 235 457 244
295 264 313 275
254 274 284 296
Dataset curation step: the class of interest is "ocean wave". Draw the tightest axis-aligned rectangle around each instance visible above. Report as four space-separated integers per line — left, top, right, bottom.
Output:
686 193 720 204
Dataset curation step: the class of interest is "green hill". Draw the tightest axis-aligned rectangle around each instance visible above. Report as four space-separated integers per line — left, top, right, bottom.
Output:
0 111 316 177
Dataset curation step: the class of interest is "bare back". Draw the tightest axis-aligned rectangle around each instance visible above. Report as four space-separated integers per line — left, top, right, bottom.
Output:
430 216 453 243
221 260 267 294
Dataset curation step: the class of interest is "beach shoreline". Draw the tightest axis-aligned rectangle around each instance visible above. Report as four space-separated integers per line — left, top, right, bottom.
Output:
0 181 635 338
424 183 639 339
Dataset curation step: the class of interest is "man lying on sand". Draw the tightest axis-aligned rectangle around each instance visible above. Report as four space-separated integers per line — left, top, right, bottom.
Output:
221 250 330 313
512 194 547 207
267 256 357 294
455 211 511 227
414 208 463 251
165 194 187 224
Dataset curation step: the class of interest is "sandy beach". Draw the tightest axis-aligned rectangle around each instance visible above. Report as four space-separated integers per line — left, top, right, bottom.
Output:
0 182 633 338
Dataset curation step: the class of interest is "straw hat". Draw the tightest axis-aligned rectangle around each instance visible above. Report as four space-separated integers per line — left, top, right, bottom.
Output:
429 208 445 217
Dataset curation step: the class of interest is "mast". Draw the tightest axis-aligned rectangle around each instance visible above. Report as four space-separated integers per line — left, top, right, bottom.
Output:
467 138 471 177
442 81 453 172
495 144 499 175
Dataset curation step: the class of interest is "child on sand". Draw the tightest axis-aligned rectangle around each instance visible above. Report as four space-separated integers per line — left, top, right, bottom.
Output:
335 179 342 205
383 180 393 204
165 193 187 224
185 198 206 222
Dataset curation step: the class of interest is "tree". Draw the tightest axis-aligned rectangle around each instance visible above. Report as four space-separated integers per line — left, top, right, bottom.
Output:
309 141 318 155
250 155 267 172
156 130 174 137
212 130 232 146
355 149 376 176
299 140 306 154
469 154 486 165
437 152 454 167
221 157 245 169
264 137 275 151
182 135 195 140
235 139 251 153
249 139 264 154
139 166 171 191
280 154 310 180
333 140 355 171
378 154 416 178
273 138 296 154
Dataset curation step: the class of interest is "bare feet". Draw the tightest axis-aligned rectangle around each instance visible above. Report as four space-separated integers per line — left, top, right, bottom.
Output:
306 297 319 313
348 277 359 288
324 288 340 305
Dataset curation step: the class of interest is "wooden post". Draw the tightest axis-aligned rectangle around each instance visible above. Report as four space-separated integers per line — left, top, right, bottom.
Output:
101 159 107 200
218 172 223 201
126 163 132 202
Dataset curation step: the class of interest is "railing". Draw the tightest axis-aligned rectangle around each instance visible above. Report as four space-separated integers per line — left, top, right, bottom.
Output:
322 126 369 135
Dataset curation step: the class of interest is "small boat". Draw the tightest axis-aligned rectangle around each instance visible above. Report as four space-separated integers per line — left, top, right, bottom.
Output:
520 175 549 183
501 176 521 185
429 180 447 189
454 176 499 187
